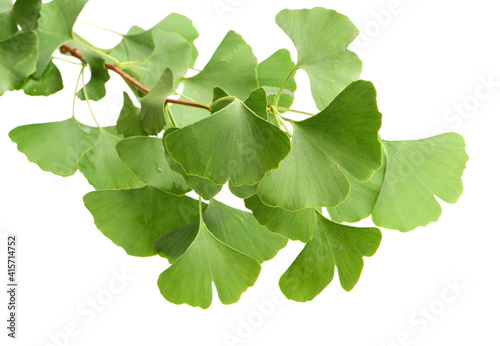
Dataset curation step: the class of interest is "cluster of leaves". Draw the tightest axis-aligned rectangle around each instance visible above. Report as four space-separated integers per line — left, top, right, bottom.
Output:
2 1 468 308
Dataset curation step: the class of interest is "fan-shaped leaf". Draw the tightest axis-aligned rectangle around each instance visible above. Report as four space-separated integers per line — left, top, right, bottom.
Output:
279 211 381 302
257 81 382 211
276 7 362 109
116 92 148 138
34 0 88 77
83 186 200 256
157 215 261 309
77 130 144 189
22 61 63 96
9 117 99 176
140 68 174 135
165 98 291 186
372 134 469 231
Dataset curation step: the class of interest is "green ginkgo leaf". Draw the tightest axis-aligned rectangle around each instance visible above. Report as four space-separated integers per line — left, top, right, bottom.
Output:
77 129 145 190
140 68 174 135
109 13 198 68
257 49 297 109
244 195 315 243
279 210 382 302
72 35 110 101
171 30 258 127
203 199 287 262
83 186 200 256
165 98 291 186
243 88 268 119
0 0 17 40
0 31 38 96
157 212 261 309
9 117 99 176
228 182 257 199
327 165 385 223
276 7 362 110
22 61 63 96
116 92 148 138
140 31 192 88
34 0 88 77
116 136 190 195
156 199 287 263
372 133 469 232
257 81 382 211
12 0 41 31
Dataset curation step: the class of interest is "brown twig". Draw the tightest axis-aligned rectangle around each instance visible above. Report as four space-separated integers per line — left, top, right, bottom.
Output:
59 44 210 111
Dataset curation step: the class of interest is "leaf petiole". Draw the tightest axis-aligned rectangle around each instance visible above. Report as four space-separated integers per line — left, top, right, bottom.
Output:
273 65 298 107
81 67 101 128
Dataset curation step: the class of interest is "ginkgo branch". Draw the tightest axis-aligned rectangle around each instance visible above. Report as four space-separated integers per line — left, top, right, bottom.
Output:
59 44 211 111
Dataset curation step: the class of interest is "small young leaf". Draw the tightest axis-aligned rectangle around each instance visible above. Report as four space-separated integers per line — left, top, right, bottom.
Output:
22 61 63 96
116 136 191 196
372 134 469 232
72 35 110 101
327 165 385 223
165 98 291 186
157 216 261 309
34 0 89 77
257 49 297 108
279 211 382 302
244 195 315 243
258 81 382 211
83 186 200 257
77 130 145 190
0 31 38 96
116 92 148 138
228 182 257 199
140 68 175 135
9 117 99 176
244 88 268 119
276 7 362 110
162 129 223 200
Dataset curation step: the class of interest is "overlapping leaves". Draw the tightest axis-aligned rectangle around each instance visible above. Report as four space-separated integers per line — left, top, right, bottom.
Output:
4 5 469 309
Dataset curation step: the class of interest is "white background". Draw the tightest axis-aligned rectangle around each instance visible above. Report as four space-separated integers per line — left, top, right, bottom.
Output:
1 0 499 345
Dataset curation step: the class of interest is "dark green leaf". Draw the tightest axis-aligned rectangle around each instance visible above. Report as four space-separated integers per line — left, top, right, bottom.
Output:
116 92 148 137
258 81 382 211
165 98 291 186
22 60 63 96
140 68 174 135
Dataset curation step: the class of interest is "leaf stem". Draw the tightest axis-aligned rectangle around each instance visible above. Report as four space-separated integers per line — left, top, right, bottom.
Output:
53 56 84 66
276 107 315 117
273 65 298 107
271 106 292 136
81 67 101 128
73 38 121 64
77 20 124 37
72 65 86 119
59 44 211 111
210 96 236 110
